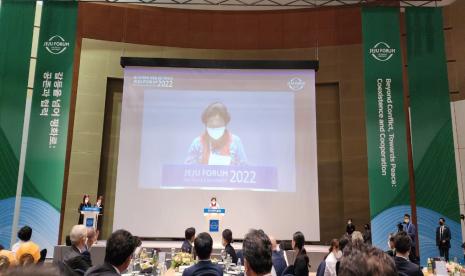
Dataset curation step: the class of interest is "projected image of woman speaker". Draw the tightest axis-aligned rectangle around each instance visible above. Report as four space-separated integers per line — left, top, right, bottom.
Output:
185 102 247 166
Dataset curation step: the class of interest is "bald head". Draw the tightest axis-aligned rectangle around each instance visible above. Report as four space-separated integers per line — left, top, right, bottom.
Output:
269 235 277 251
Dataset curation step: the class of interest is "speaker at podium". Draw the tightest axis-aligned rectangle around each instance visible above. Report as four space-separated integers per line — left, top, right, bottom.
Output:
204 197 225 243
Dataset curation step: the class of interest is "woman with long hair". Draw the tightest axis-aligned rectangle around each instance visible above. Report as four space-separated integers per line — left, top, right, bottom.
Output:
324 239 341 276
78 194 91 224
283 231 310 276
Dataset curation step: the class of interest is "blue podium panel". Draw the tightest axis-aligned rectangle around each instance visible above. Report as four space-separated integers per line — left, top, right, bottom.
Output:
203 208 225 214
83 207 101 212
86 218 94 227
209 219 219 232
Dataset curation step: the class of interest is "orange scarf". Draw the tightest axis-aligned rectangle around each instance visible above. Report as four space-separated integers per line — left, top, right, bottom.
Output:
200 131 232 164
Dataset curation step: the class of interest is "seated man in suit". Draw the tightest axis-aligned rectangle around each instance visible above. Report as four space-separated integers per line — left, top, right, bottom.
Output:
269 236 286 276
182 232 223 276
64 225 93 275
182 227 196 254
243 229 273 276
222 229 238 264
394 231 423 276
85 229 141 276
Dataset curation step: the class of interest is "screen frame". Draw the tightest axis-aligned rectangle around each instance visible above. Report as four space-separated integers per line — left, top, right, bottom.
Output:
120 57 319 71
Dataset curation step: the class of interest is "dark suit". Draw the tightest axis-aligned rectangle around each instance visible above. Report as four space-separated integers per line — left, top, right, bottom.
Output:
394 256 423 276
85 262 119 276
272 250 287 276
181 240 193 254
346 224 355 235
182 260 223 276
403 222 418 263
225 244 238 264
64 246 93 275
436 225 451 261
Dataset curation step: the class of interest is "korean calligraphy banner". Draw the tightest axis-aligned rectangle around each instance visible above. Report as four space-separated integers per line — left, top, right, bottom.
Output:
406 7 462 264
362 7 411 249
22 2 77 255
0 1 36 248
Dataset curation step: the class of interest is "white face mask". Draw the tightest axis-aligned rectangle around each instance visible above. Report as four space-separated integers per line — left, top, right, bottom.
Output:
85 199 89 204
207 127 225 140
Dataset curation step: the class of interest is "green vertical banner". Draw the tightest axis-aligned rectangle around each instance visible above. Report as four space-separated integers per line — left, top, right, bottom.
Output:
21 2 77 255
406 7 462 264
0 1 35 248
362 7 411 249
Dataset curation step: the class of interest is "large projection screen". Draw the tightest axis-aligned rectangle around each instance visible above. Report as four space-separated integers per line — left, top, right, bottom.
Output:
113 58 320 241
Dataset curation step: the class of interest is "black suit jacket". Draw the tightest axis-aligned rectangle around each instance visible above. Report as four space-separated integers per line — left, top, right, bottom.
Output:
182 260 223 276
394 256 423 276
436 225 451 248
182 240 193 254
84 262 120 276
225 244 238 264
272 250 287 276
64 246 93 275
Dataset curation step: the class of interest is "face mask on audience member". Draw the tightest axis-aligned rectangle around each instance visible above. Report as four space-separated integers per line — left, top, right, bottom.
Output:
85 198 89 204
96 200 101 206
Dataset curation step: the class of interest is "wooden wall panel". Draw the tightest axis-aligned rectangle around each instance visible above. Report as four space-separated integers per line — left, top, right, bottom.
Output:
77 3 362 50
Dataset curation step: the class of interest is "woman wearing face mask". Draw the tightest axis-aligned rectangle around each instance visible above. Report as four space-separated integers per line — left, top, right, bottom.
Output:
78 194 92 224
185 102 247 166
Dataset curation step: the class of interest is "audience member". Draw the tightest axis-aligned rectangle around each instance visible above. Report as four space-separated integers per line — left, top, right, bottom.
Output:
351 231 364 244
182 227 196 254
338 243 397 276
269 236 286 276
393 231 423 276
86 227 99 249
85 229 141 276
15 241 40 266
324 239 340 276
243 229 273 276
182 232 223 276
11 226 32 253
2 264 62 276
0 249 17 271
64 225 92 275
292 231 307 258
283 232 310 276
222 229 238 264
386 234 396 257
362 224 371 245
402 214 418 263
334 235 350 275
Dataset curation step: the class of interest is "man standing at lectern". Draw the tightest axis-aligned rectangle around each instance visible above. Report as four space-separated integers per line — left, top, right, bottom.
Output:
436 218 451 261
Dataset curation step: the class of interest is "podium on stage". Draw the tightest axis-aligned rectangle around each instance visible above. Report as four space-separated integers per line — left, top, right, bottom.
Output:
81 207 101 229
203 208 225 235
